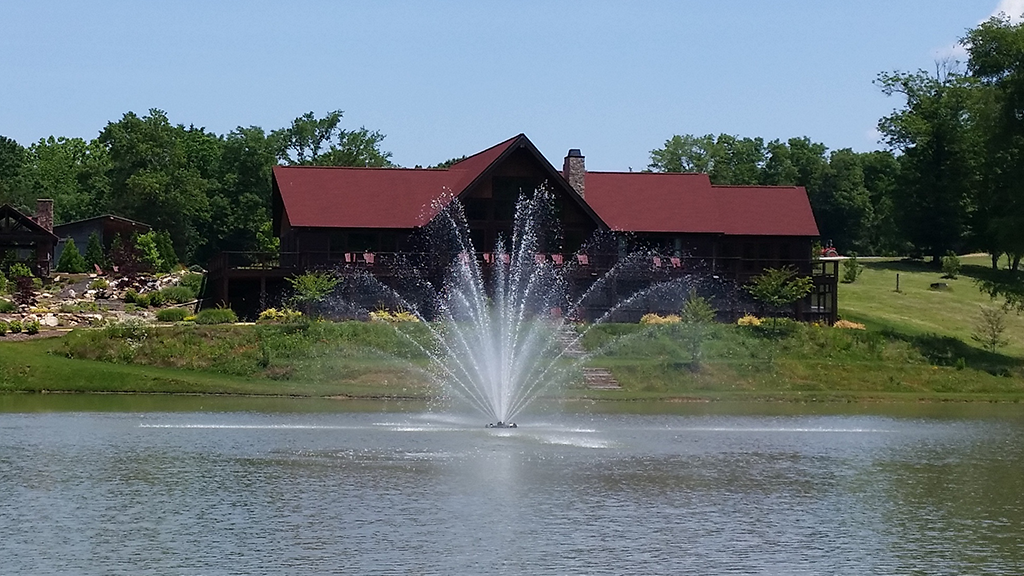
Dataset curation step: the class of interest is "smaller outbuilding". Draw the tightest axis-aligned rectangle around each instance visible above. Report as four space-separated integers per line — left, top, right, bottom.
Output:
53 214 152 266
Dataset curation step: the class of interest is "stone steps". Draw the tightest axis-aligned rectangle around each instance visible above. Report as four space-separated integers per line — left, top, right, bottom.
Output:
582 367 621 390
557 326 621 390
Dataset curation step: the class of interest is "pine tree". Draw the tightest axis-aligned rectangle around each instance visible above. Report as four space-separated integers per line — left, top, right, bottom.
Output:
56 238 87 273
83 231 105 271
154 231 177 272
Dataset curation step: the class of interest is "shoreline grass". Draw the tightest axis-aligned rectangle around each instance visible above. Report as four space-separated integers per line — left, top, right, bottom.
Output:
2 316 1024 403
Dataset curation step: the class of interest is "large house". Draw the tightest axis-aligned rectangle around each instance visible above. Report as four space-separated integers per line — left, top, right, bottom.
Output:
207 134 836 321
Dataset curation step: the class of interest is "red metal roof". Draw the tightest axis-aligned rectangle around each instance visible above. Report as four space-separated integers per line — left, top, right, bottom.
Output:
584 172 819 237
274 134 819 237
274 135 521 229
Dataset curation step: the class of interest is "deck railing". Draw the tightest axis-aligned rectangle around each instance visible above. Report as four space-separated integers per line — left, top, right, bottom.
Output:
208 251 838 283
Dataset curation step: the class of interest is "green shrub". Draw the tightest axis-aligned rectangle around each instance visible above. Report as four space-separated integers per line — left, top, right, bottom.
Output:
8 263 32 279
88 278 109 290
156 307 190 322
941 251 961 279
123 289 139 304
195 308 238 325
9 319 22 333
0 299 14 313
23 320 40 335
103 318 149 340
841 253 863 284
146 290 165 307
0 320 7 335
178 273 204 295
160 285 195 304
56 238 87 273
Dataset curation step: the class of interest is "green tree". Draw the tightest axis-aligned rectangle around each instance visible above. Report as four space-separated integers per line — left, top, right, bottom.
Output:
648 134 719 173
154 230 178 272
964 16 1024 271
430 155 468 169
83 231 106 270
877 64 981 263
745 267 814 329
0 135 29 210
134 232 164 273
197 125 277 262
56 238 87 273
971 305 1009 353
842 253 863 283
272 111 393 167
23 136 109 223
286 271 341 317
97 109 215 262
858 150 903 255
710 134 765 184
813 149 874 253
680 289 716 369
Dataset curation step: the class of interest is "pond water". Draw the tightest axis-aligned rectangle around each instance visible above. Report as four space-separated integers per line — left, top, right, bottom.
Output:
2 397 1023 575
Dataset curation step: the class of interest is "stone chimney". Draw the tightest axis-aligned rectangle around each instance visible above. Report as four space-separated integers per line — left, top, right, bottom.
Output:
35 199 53 233
562 149 585 198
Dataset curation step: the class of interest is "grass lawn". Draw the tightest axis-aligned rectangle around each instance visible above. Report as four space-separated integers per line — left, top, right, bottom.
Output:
838 254 1024 357
3 254 1024 403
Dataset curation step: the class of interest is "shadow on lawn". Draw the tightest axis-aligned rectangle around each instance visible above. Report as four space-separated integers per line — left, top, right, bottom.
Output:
881 328 1024 376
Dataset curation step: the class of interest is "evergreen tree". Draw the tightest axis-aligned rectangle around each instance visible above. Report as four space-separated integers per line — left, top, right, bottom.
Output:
154 230 177 272
56 238 87 273
83 231 105 270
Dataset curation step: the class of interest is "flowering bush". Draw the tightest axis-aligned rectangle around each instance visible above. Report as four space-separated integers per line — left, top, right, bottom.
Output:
640 313 681 324
257 308 304 323
737 314 761 326
369 309 420 323
833 319 866 330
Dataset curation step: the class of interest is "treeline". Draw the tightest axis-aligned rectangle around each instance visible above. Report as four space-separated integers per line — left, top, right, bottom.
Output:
0 110 392 265
648 15 1024 268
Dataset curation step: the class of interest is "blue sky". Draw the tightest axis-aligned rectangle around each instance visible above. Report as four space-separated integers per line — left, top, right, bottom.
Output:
0 1 1015 171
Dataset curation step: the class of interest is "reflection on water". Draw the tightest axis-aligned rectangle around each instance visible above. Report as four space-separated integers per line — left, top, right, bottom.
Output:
1 401 1023 574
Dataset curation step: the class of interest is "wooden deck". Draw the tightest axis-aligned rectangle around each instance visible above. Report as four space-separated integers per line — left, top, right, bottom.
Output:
205 251 838 324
